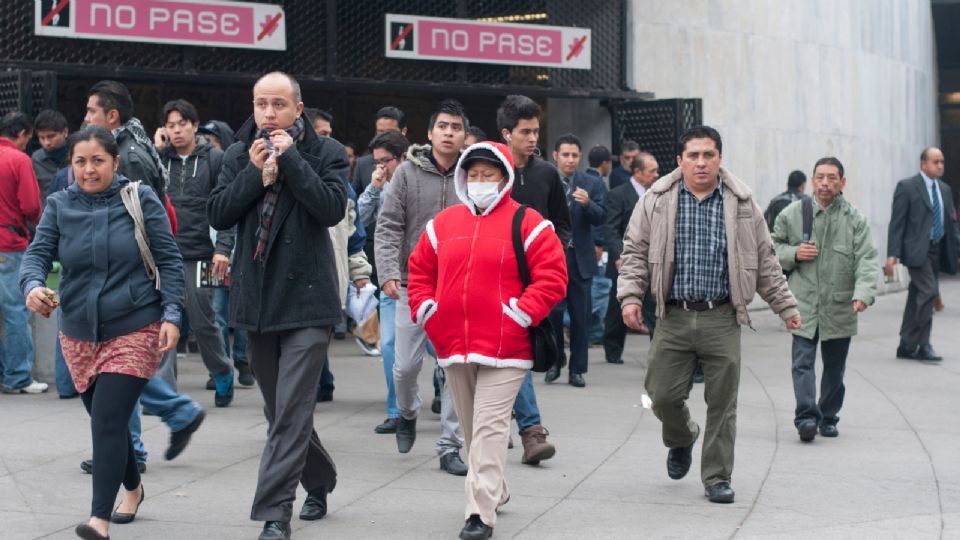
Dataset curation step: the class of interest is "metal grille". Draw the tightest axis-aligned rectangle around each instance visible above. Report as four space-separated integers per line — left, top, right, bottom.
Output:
0 70 57 116
611 99 703 172
2 1 624 95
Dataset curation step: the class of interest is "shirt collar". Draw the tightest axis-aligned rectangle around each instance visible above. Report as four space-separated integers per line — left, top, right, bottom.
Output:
920 170 936 188
679 175 723 199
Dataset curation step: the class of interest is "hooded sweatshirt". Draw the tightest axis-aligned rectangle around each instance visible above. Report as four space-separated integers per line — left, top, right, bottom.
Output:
406 142 567 369
161 139 234 260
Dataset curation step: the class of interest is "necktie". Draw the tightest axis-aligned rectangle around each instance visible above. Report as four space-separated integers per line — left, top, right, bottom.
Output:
562 176 572 200
932 183 943 242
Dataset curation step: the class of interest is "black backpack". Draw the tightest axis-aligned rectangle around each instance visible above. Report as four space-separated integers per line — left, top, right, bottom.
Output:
510 205 559 373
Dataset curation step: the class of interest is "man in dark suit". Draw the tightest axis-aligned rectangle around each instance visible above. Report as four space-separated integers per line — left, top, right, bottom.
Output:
885 147 960 362
545 134 606 387
608 140 640 190
603 152 658 364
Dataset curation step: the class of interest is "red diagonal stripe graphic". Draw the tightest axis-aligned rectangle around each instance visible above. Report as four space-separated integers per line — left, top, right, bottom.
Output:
390 24 413 50
566 35 587 61
41 0 70 26
257 13 282 42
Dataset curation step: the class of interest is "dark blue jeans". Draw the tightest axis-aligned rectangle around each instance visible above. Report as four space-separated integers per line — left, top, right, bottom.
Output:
791 329 850 428
213 288 247 365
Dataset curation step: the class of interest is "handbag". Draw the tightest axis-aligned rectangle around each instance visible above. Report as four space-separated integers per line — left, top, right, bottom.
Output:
510 205 559 373
119 181 161 291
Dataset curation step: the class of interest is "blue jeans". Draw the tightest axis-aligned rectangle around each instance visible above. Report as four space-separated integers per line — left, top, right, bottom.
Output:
213 288 246 364
590 271 612 343
0 251 34 390
513 371 542 433
129 372 203 463
54 311 77 396
380 295 399 418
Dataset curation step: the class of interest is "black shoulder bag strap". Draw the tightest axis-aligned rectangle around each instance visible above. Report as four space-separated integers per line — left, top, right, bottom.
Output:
511 205 531 287
801 197 813 243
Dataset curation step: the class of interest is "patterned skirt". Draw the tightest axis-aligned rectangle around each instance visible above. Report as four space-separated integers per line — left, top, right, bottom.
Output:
60 321 163 394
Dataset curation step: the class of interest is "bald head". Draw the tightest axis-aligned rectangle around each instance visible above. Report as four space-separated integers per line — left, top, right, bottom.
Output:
252 71 304 130
920 146 944 179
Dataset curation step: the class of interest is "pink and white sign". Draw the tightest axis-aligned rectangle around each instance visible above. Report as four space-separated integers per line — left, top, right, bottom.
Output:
34 0 285 51
385 14 591 70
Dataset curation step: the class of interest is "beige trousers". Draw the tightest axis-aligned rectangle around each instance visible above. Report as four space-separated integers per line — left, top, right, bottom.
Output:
445 364 527 526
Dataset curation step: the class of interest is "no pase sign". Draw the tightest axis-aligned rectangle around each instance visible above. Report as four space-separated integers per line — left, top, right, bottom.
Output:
385 14 591 70
34 0 285 51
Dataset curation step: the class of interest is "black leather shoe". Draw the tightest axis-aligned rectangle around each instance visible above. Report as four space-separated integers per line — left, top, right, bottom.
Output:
75 523 110 540
258 521 291 540
704 482 735 503
396 416 417 453
797 419 817 442
82 460 145 474
606 357 624 364
459 514 493 540
166 409 205 460
299 487 329 521
316 386 334 402
544 362 561 383
896 343 917 359
205 376 216 390
568 373 586 387
110 484 144 524
374 417 399 434
440 452 468 476
431 396 442 414
916 344 943 361
667 424 700 480
237 363 255 387
819 423 839 437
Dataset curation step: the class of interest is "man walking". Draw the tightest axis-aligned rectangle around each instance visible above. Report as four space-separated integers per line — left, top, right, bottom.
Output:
545 133 605 387
618 126 800 503
376 100 468 475
0 112 44 394
885 147 960 361
772 157 878 441
608 140 640 190
764 170 808 231
208 71 347 540
30 109 70 202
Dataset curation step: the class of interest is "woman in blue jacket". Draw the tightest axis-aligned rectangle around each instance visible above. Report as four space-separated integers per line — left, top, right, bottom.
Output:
19 126 184 540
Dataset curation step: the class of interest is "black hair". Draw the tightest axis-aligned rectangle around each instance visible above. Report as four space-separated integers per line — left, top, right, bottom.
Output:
34 109 68 133
921 147 940 162
554 133 582 152
466 125 487 142
343 141 357 152
0 112 34 138
369 131 410 158
428 99 469 130
787 170 807 189
621 140 640 153
677 125 722 156
162 99 199 125
304 108 333 124
88 80 135 124
587 145 612 168
254 71 302 103
67 125 120 159
496 95 541 134
376 106 406 129
813 157 844 179
631 152 654 173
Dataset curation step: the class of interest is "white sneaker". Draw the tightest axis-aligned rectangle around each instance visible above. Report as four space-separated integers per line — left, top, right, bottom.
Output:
355 337 381 357
18 380 49 394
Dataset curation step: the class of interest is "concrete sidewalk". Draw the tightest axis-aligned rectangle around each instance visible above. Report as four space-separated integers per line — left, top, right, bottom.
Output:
2 280 959 540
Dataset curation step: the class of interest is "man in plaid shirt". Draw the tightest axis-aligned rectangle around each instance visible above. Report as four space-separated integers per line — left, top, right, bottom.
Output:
617 126 800 504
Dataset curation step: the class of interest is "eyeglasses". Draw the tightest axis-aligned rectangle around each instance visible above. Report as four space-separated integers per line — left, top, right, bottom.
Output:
374 156 397 166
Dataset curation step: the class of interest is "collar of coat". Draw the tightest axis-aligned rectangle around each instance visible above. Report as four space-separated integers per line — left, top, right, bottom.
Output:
649 166 753 201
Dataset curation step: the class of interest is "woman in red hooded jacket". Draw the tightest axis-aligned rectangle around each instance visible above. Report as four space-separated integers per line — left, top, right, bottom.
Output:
407 142 566 539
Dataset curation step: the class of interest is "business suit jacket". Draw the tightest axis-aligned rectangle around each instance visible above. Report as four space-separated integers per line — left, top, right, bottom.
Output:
887 174 960 274
603 181 641 280
566 170 607 279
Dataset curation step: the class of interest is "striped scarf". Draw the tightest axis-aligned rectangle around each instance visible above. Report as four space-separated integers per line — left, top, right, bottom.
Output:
253 117 305 262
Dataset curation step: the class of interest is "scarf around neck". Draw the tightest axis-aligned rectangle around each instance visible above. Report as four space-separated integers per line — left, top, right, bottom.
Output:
253 117 306 263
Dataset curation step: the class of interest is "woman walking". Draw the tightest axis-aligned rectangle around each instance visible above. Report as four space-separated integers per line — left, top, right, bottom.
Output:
406 142 566 539
20 126 184 540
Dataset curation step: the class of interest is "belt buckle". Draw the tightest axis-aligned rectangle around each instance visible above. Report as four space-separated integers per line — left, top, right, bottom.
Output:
706 300 715 310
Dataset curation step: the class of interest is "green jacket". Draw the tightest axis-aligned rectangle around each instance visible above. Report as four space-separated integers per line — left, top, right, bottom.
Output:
772 195 879 340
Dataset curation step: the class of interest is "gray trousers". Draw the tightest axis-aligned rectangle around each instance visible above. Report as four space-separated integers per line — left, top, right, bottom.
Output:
394 288 463 456
184 260 233 377
248 326 337 522
791 328 850 428
900 244 940 349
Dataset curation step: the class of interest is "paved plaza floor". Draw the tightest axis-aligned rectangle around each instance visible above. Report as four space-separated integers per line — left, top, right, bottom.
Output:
2 280 959 540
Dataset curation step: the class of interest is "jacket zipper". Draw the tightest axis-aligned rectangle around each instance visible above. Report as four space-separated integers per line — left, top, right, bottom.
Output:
461 216 482 359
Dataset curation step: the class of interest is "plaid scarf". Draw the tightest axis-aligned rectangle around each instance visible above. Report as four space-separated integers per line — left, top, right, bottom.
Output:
114 118 169 190
253 117 306 262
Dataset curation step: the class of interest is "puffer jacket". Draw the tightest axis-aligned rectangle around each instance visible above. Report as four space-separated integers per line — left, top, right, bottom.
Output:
374 144 459 286
161 140 234 260
407 142 567 369
617 166 798 328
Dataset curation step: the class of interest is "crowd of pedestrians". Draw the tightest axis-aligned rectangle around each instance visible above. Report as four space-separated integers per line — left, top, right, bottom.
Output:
0 69 956 540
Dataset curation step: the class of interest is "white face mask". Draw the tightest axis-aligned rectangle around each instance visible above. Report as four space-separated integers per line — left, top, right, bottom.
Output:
467 181 501 210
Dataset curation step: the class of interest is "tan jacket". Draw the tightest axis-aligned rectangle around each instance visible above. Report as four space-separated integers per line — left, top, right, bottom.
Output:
329 197 372 308
616 166 798 327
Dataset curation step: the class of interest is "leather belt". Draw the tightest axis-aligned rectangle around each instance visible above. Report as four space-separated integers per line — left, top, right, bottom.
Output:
667 297 729 312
